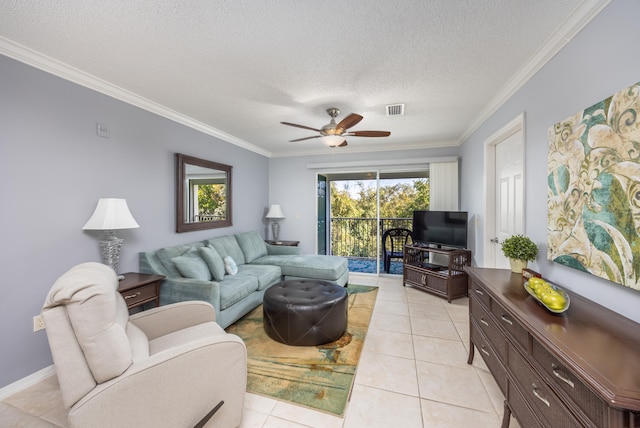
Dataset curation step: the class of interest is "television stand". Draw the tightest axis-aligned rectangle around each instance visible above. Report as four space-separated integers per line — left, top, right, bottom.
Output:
403 244 471 303
420 262 442 270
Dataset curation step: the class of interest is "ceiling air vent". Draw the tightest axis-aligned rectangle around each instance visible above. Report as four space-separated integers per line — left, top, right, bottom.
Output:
386 104 405 116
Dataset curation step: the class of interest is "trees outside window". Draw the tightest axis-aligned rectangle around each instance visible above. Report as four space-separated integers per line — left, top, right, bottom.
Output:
331 179 430 219
330 178 430 258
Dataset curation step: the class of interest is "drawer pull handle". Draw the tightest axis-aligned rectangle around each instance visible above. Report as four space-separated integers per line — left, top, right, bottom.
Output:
474 289 484 295
124 292 142 300
480 318 489 327
552 364 575 388
480 345 490 357
500 314 513 325
532 383 550 407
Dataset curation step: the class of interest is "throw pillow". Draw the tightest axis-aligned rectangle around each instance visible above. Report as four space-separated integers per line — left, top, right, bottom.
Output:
172 255 211 281
224 255 238 275
236 231 268 263
207 235 246 265
199 245 225 281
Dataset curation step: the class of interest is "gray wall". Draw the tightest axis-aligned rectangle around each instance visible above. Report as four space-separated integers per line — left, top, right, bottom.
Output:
0 55 270 388
461 0 640 322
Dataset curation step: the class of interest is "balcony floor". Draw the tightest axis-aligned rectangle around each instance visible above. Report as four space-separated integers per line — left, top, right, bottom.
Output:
347 258 403 275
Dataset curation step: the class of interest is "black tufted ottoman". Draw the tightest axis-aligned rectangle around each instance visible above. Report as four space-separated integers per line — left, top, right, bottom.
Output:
263 279 348 346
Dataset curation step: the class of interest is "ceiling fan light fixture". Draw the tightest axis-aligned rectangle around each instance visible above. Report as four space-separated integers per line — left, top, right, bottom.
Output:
281 107 388 147
321 135 344 147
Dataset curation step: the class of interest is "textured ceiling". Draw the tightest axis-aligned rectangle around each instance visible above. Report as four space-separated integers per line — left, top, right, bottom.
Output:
0 1 608 157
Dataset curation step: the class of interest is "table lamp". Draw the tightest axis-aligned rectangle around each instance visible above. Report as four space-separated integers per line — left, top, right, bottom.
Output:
83 198 139 279
266 204 285 243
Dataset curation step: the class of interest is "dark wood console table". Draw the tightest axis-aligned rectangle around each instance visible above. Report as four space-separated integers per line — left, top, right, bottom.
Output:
466 267 640 428
403 245 471 302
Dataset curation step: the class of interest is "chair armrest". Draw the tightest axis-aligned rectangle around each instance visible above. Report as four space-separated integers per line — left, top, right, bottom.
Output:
129 301 216 340
69 334 247 428
266 244 300 255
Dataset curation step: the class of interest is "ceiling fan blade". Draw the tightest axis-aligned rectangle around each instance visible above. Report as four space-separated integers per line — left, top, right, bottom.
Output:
336 114 363 132
329 141 348 148
348 130 391 137
280 122 321 132
290 135 321 142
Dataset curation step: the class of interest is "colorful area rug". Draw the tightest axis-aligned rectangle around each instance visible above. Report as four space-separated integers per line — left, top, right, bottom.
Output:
225 284 378 416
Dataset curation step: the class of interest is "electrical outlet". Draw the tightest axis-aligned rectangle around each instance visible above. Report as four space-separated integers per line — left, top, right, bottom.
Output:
33 314 45 332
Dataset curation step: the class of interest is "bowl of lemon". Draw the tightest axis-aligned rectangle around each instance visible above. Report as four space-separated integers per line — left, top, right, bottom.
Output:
524 277 570 314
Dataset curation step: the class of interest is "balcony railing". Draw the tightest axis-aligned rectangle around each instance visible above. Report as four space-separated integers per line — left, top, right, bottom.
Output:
330 217 412 257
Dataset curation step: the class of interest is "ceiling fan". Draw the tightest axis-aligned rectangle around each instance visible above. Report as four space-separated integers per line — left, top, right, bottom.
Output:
281 107 391 147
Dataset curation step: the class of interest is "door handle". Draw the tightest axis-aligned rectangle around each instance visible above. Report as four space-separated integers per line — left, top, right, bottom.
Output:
532 383 550 407
490 237 499 243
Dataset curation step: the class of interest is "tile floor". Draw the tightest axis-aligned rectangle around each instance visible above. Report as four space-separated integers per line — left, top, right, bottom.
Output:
0 274 520 427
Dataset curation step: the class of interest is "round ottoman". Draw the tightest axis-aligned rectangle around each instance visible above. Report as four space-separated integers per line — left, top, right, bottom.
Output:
263 279 348 346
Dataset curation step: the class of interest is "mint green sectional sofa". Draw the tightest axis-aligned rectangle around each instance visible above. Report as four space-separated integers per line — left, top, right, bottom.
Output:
139 231 349 328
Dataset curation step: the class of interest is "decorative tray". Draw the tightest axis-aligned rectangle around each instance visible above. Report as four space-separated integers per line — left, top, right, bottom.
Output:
523 279 570 314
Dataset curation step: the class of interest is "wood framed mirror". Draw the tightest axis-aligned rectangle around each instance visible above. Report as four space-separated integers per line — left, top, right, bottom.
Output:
176 153 232 233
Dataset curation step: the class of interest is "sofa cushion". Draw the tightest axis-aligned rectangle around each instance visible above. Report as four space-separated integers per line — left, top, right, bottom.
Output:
219 275 259 310
236 231 268 263
172 255 211 281
156 244 202 277
237 264 282 290
224 256 238 275
199 245 225 281
252 255 348 281
205 236 246 265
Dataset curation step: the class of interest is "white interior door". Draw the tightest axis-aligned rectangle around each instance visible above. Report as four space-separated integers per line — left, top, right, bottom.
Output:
483 114 525 268
494 132 524 268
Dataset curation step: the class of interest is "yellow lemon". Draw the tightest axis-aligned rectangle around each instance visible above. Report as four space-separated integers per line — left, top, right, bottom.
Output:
528 277 546 288
535 284 553 299
542 292 566 310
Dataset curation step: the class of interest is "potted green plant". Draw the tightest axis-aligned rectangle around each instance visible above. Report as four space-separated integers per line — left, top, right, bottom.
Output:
501 234 538 273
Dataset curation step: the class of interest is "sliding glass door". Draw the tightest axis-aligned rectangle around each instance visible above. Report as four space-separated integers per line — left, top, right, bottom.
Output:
318 169 430 275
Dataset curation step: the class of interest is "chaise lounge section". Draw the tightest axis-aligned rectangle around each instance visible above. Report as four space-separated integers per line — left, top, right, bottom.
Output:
139 231 348 328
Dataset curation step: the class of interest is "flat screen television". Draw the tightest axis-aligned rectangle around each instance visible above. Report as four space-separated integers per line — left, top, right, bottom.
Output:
412 210 468 249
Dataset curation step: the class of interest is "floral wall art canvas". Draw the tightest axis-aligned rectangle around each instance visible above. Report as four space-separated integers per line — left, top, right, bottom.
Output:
548 81 640 290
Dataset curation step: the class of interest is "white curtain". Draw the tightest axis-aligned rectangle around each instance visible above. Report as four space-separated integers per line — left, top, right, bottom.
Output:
428 160 460 261
429 160 459 210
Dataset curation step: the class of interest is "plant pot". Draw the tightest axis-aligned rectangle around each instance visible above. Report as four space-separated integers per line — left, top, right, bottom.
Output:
509 258 528 273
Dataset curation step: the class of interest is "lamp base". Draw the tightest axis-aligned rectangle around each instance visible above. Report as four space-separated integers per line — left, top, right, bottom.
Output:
99 231 124 277
271 222 280 242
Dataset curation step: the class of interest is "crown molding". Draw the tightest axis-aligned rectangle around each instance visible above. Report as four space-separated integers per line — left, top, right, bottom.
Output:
0 37 272 158
458 0 611 144
307 156 458 170
0 0 611 158
270 138 460 158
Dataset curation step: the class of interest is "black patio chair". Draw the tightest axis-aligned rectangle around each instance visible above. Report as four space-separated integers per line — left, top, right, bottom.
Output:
382 228 413 273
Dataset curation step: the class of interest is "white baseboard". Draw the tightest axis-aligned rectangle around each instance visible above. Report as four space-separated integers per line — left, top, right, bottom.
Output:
0 365 56 401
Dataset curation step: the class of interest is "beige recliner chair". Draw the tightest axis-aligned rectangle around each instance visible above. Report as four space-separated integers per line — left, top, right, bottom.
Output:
42 262 247 428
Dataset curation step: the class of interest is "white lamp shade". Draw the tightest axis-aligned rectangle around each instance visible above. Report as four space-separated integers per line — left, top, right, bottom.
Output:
83 198 140 230
266 204 285 219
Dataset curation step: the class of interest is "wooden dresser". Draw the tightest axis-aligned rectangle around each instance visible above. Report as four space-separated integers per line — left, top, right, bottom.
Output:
466 267 640 428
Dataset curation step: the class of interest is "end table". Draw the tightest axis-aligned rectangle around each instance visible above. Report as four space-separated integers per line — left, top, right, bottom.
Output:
265 240 300 247
118 272 165 311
